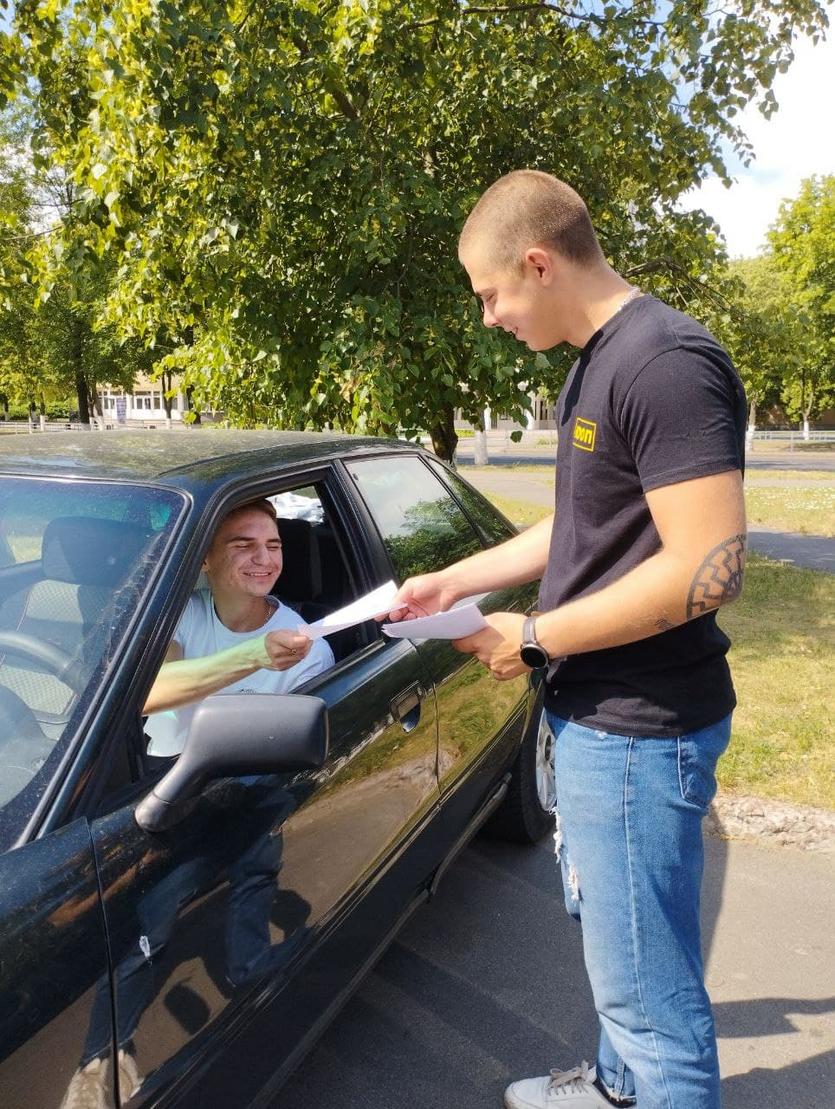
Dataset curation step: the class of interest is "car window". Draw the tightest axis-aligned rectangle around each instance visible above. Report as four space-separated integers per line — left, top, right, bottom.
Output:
347 455 483 580
0 478 185 843
142 479 365 763
425 458 518 545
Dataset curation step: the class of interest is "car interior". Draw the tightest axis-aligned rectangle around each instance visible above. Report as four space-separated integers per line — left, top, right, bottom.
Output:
271 507 374 664
0 515 159 808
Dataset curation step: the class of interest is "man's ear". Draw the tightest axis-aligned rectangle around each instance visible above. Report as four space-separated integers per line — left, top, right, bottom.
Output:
523 246 556 285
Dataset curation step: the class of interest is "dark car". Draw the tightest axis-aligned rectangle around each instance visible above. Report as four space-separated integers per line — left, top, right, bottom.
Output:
0 430 555 1109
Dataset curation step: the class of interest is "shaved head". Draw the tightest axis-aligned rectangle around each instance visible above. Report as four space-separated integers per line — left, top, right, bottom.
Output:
459 170 604 272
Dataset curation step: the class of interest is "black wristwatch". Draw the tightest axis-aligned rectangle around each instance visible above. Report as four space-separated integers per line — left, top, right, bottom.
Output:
520 616 549 670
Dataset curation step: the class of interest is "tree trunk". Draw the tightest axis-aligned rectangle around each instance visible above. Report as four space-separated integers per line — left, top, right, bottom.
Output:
429 406 458 462
161 370 174 420
75 371 90 427
473 407 489 465
185 385 201 424
745 398 756 451
71 318 91 428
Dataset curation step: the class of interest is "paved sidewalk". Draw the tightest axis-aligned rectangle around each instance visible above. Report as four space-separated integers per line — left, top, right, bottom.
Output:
747 527 835 572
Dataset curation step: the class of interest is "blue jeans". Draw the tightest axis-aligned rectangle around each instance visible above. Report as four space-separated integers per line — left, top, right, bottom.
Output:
548 712 731 1109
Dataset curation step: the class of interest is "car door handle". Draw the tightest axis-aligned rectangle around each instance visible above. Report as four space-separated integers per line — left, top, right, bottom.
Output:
391 684 424 732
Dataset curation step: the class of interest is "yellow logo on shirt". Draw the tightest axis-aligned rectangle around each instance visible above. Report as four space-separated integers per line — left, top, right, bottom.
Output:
573 417 597 452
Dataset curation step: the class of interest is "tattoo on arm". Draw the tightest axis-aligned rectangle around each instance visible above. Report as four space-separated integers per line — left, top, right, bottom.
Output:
687 534 747 620
654 617 675 632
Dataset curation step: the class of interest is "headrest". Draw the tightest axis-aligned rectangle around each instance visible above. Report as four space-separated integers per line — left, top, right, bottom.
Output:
276 517 322 602
42 517 151 587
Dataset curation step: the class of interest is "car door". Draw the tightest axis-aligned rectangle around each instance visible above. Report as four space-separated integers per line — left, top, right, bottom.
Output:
0 476 187 1109
82 469 441 1108
345 453 537 840
0 821 113 1109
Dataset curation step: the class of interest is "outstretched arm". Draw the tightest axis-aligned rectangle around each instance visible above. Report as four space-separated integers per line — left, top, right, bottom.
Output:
143 629 313 714
458 470 746 679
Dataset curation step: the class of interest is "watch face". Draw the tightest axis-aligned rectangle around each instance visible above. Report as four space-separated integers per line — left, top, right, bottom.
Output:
520 643 549 669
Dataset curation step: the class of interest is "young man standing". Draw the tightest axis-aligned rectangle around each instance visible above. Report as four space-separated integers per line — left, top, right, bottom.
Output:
390 171 746 1108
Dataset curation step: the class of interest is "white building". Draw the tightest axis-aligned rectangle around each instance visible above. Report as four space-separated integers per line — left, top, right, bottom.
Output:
98 376 190 424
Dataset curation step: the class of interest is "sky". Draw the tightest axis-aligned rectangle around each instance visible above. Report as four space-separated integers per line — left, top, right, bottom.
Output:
679 25 835 259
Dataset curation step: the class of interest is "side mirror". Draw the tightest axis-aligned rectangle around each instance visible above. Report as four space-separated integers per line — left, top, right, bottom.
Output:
136 694 328 833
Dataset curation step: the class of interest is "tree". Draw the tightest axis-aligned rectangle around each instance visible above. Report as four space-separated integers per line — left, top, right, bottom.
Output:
3 1 828 456
708 257 796 444
0 105 142 422
768 175 835 437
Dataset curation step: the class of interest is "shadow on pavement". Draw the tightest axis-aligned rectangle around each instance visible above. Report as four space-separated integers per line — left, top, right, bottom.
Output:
721 1048 835 1109
714 995 835 1039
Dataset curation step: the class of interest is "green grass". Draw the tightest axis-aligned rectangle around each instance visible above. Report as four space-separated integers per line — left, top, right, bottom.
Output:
745 484 835 537
489 494 552 528
717 555 834 809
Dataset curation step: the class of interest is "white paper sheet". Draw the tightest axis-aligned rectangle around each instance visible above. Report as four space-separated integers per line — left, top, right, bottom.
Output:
381 602 487 641
300 580 406 640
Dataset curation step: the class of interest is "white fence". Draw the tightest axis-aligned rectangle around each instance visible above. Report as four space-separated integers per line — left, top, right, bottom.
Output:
0 418 184 434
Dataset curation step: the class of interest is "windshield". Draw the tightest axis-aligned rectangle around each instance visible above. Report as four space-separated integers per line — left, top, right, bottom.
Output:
0 477 185 838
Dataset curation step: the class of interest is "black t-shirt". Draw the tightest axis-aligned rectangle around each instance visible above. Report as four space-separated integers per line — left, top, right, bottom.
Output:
538 294 747 737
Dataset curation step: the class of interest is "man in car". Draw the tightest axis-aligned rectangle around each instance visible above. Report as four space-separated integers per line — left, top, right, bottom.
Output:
390 171 746 1109
144 497 334 754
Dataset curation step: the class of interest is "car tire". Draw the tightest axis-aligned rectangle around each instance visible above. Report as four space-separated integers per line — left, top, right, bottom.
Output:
483 702 555 844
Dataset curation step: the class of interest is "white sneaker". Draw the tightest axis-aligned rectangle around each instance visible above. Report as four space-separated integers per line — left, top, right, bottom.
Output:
116 1048 144 1101
59 1057 111 1109
504 1062 616 1108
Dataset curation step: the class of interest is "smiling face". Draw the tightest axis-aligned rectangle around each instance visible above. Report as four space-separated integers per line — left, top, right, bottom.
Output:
202 506 283 602
459 236 569 352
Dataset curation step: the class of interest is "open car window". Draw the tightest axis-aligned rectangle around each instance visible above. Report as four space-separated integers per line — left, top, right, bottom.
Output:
0 478 185 845
142 478 370 763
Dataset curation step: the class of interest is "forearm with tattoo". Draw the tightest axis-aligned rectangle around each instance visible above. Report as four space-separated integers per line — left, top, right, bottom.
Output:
686 533 747 620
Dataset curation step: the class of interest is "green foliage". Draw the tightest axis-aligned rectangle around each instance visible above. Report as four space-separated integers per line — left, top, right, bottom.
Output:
2 1 829 455
709 256 797 420
0 105 147 417
768 175 835 423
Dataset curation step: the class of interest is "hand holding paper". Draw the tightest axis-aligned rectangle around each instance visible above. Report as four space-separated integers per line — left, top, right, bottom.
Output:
381 602 487 641
299 582 487 642
301 581 406 640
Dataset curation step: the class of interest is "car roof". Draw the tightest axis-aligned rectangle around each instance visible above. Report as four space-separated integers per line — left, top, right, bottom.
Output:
0 429 420 483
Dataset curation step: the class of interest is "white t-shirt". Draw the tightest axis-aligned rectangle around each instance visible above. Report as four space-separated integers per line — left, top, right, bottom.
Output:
145 589 334 756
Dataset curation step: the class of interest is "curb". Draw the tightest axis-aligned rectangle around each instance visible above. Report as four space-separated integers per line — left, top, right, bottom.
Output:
706 793 835 852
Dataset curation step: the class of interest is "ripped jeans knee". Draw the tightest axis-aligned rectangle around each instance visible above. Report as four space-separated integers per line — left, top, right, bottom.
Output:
553 803 582 918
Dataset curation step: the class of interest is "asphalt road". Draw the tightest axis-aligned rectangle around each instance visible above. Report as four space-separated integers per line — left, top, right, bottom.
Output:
273 834 835 1109
747 528 835 572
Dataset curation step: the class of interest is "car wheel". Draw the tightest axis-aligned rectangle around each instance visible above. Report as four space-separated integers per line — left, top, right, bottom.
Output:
484 703 555 844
